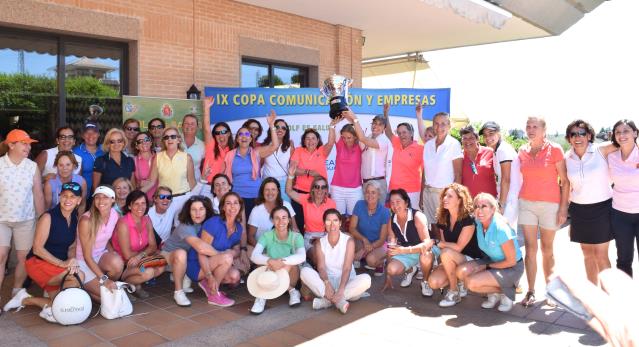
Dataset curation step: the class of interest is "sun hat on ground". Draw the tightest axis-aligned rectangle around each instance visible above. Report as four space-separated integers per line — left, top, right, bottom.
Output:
247 266 290 300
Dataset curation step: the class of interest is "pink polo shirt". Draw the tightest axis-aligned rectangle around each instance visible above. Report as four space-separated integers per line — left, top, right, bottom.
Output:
331 139 362 188
389 136 424 193
518 140 564 203
608 145 639 213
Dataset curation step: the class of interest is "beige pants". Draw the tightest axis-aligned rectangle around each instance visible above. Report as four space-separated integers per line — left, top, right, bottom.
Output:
421 187 443 225
300 267 371 300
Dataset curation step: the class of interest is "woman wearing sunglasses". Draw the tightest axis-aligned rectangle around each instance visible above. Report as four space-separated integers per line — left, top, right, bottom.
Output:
261 118 295 202
140 127 196 213
93 128 135 191
132 131 157 201
242 119 263 148
564 120 617 285
201 97 235 183
122 118 141 157
286 162 336 263
460 125 497 198
221 111 279 220
35 126 83 179
44 151 87 214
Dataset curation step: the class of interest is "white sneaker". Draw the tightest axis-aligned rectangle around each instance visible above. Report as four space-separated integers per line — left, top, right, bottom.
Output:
250 298 267 315
173 290 191 307
481 293 500 309
458 281 468 298
182 276 194 294
288 289 301 307
498 294 513 312
336 300 349 314
420 281 434 297
400 266 417 288
3 288 31 312
312 297 333 310
39 305 57 323
438 290 461 307
415 269 424 280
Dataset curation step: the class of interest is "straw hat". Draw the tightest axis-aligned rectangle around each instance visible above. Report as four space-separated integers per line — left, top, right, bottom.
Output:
247 266 290 300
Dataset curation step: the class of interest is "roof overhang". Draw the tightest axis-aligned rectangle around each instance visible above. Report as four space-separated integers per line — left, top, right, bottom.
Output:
235 0 605 60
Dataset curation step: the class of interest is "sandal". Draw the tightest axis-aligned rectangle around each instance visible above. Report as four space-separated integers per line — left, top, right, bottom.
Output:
520 291 535 307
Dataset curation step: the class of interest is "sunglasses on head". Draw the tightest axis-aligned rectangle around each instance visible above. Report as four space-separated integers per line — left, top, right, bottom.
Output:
149 124 165 130
58 134 74 140
313 184 328 190
110 138 124 144
136 137 151 144
163 134 178 141
157 194 173 200
275 125 288 130
213 129 229 135
62 182 81 191
238 131 251 137
569 130 588 138
125 126 140 132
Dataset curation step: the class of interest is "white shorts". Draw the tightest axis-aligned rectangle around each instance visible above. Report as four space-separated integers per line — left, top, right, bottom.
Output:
330 185 362 216
77 250 108 284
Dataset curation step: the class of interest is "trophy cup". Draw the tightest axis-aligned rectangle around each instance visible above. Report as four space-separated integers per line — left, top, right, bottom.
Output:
320 75 353 119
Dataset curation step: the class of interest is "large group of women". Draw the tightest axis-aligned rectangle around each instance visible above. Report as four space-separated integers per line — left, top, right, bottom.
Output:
1 97 637 323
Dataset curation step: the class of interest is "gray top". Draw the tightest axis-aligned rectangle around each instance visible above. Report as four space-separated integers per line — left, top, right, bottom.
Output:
162 223 200 253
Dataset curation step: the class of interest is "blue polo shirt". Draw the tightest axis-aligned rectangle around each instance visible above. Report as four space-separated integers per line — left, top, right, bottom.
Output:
74 144 104 193
201 215 243 251
352 200 390 242
93 153 135 186
231 149 261 198
476 216 522 262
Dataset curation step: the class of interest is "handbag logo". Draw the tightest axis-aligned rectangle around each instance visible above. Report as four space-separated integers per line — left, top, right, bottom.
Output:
61 306 85 312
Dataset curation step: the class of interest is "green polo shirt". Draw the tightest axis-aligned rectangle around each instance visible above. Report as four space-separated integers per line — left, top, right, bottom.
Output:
257 230 304 259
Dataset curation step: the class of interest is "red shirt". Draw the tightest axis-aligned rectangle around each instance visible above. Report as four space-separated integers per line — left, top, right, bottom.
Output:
389 136 424 193
461 146 497 198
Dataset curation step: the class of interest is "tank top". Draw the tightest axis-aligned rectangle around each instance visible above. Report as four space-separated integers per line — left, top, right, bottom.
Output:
49 174 85 205
42 147 82 177
157 151 190 194
111 213 150 256
319 232 356 279
391 208 423 247
134 154 157 200
262 145 292 179
28 205 78 261
76 208 119 260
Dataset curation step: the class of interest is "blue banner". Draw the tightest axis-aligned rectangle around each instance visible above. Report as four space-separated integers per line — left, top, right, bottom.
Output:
203 87 450 122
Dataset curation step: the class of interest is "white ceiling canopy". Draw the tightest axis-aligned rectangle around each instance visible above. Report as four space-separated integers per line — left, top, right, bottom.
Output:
235 0 605 60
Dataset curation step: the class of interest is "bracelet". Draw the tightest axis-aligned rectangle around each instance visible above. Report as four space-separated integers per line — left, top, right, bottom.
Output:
288 175 295 180
139 251 147 258
353 119 359 123
271 126 277 131
205 271 212 276
330 125 336 129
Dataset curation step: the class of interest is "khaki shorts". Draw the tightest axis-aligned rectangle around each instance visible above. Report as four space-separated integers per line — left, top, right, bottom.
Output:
421 187 442 225
0 219 36 250
518 199 559 230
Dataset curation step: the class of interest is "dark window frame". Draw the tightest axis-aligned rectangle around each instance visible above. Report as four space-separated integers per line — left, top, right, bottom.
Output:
241 58 308 88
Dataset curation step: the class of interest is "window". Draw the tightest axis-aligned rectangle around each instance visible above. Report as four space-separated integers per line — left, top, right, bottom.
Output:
241 59 308 88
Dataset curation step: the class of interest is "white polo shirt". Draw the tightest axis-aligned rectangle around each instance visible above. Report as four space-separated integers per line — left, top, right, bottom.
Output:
0 155 37 222
423 135 463 189
148 202 181 242
361 133 390 180
185 136 205 182
494 141 522 201
565 143 612 204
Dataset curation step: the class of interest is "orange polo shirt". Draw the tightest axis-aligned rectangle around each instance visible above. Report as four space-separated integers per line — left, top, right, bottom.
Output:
290 146 329 193
518 140 564 203
202 141 230 183
389 136 424 193
299 193 336 233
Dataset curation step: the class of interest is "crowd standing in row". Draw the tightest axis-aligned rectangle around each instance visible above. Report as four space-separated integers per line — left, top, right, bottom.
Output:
1 98 637 322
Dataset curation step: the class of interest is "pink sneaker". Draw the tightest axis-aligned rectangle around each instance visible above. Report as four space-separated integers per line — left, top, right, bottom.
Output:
207 292 235 307
198 279 213 297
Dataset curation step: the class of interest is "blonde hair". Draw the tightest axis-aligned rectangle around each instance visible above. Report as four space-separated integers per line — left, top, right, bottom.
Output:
102 128 128 152
88 189 115 247
527 116 547 130
473 192 499 210
160 127 185 151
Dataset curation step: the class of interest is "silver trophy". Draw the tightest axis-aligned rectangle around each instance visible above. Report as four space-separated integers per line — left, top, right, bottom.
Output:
320 75 353 119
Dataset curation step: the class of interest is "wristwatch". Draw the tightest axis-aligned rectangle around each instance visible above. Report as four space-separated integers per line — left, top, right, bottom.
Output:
99 274 109 285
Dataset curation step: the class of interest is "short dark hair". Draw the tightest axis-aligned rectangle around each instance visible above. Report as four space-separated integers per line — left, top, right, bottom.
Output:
255 177 283 206
389 188 411 209
219 192 244 223
270 205 293 231
459 125 479 139
322 208 342 222
178 196 215 225
56 126 75 139
564 119 595 143
210 173 232 196
182 113 198 125
301 128 323 148
397 122 414 134
149 117 166 128
133 131 153 155
612 119 639 148
123 190 149 215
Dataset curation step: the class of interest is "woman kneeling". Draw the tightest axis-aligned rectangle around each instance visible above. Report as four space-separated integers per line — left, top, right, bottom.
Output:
249 206 305 314
301 209 371 314
458 193 523 312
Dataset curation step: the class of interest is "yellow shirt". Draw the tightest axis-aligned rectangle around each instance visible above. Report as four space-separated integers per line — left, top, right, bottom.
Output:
157 151 190 194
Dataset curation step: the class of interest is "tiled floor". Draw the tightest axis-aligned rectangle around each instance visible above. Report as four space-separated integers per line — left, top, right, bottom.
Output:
0 226 635 346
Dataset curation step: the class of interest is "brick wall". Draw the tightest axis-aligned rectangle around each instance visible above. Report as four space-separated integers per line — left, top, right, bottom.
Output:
30 0 363 97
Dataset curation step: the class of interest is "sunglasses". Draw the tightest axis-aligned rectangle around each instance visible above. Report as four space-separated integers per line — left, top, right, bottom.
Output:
163 134 179 141
136 137 151 144
58 135 74 140
213 129 229 135
238 131 251 137
62 182 81 191
248 126 260 132
313 184 328 190
569 130 588 138
110 138 124 144
125 126 140 132
149 124 165 130
275 125 288 130
157 194 173 200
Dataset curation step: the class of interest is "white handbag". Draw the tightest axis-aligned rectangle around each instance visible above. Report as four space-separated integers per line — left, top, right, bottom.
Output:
51 273 92 325
100 281 135 319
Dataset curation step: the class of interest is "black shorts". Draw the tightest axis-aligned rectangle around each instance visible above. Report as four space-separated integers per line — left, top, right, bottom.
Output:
568 199 613 244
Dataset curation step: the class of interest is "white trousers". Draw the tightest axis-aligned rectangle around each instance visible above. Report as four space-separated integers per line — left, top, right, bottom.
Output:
300 267 371 300
330 185 363 216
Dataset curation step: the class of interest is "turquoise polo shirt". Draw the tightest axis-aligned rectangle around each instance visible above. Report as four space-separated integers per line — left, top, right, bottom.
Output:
476 216 522 262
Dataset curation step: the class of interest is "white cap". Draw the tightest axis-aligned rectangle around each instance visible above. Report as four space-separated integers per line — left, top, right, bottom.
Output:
92 186 115 199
